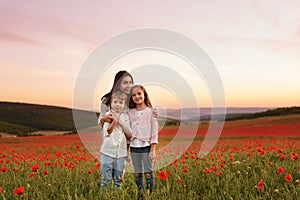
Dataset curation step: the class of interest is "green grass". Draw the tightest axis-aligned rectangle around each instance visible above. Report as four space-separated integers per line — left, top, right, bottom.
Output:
0 136 299 199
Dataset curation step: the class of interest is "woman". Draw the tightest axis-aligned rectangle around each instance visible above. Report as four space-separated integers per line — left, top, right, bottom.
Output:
98 70 134 125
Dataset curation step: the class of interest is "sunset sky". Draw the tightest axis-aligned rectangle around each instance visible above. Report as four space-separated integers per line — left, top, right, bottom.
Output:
1 0 300 110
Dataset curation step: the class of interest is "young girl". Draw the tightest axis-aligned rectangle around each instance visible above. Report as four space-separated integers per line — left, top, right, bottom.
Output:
128 85 158 194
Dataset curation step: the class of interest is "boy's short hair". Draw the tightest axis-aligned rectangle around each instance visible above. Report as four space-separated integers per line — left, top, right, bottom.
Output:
111 91 127 103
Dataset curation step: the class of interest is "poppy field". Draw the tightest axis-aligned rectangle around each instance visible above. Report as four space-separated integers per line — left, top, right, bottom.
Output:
1 116 300 199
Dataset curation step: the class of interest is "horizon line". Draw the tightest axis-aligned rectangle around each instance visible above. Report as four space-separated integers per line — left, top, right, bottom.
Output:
1 101 298 111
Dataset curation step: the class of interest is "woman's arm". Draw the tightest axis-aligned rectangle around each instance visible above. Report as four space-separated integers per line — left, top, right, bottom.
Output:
98 102 113 125
100 114 114 124
106 116 117 135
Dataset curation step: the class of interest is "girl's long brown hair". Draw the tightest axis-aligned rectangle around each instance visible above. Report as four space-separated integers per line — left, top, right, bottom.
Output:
129 85 152 109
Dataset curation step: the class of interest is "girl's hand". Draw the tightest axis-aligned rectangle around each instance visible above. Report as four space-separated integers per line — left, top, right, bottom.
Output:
149 151 156 160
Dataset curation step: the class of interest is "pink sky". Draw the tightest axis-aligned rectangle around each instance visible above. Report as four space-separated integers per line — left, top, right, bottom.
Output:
1 0 300 109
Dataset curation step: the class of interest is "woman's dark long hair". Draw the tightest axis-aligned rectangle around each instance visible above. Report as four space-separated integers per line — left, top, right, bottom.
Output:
101 70 133 106
129 85 152 109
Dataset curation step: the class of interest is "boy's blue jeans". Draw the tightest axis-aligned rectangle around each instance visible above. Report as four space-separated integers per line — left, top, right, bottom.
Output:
100 153 126 188
130 146 154 192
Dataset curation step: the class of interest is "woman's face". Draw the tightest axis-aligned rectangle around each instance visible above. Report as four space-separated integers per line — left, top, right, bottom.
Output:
119 75 133 94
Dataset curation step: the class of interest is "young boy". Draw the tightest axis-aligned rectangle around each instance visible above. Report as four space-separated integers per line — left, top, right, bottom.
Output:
100 91 131 188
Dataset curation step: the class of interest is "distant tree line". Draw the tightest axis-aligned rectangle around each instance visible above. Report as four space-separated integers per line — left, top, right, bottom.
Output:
226 106 300 121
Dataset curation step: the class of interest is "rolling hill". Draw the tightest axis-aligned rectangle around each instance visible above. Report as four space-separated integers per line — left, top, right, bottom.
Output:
0 102 299 137
0 102 97 136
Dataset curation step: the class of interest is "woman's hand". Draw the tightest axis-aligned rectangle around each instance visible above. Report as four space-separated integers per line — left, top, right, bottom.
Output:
101 114 114 124
153 108 159 118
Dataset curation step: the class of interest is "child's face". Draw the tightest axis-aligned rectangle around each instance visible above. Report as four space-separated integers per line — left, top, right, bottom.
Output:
111 97 125 114
131 87 145 106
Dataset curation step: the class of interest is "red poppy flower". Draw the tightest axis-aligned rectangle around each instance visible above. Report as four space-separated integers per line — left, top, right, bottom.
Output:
285 174 292 182
290 152 298 160
178 179 184 183
277 166 285 174
0 187 2 193
210 166 218 171
87 170 92 174
181 160 186 165
0 167 8 172
13 186 24 195
44 162 51 166
280 155 286 160
219 163 225 168
31 164 39 172
216 171 223 176
183 168 189 172
257 179 264 190
158 170 168 180
268 162 272 166
276 148 283 154
204 168 211 173
43 170 48 175
29 173 34 178
119 178 124 182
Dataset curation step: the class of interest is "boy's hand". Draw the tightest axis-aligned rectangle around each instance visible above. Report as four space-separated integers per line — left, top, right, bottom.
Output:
112 115 118 124
111 112 119 122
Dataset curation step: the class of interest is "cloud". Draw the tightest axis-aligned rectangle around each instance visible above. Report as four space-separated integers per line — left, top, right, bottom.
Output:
0 3 97 46
0 30 40 45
